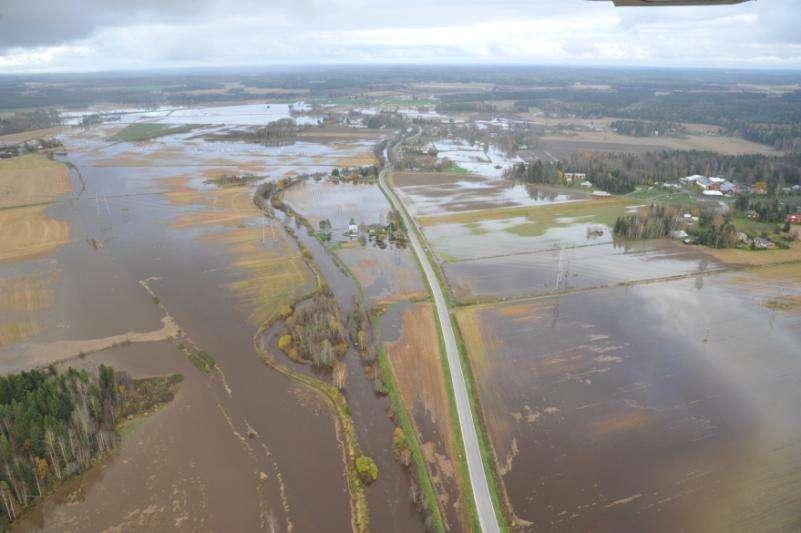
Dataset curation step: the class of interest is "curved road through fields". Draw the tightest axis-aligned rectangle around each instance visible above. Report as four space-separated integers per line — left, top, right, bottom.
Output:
379 136 501 533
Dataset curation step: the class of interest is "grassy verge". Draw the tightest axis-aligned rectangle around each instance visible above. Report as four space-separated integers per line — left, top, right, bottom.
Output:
174 341 216 373
373 314 447 533
731 215 783 235
111 123 200 142
450 315 515 531
381 167 507 530
443 164 470 174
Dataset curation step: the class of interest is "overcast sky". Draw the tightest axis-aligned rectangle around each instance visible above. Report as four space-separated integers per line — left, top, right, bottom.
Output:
1 0 800 73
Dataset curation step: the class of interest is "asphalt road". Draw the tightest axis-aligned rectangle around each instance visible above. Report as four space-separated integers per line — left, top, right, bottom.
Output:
379 138 501 533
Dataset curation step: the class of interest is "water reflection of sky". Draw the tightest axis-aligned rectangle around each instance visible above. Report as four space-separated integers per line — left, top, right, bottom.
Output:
62 102 322 126
433 139 522 178
399 181 580 217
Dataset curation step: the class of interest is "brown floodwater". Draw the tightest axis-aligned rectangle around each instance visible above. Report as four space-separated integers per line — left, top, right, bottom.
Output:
13 341 282 531
283 219 425 533
381 301 469 531
0 127 411 531
461 272 801 531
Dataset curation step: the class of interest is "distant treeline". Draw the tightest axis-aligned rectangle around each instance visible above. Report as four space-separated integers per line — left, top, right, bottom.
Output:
610 119 686 138
434 102 496 114
0 109 61 136
728 122 801 153
508 150 801 194
0 366 181 524
505 158 639 194
365 111 408 130
205 118 298 145
440 87 801 152
566 150 801 189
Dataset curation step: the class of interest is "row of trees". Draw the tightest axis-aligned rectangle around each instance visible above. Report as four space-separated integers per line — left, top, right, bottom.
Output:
0 109 61 136
505 158 640 194
205 118 298 146
735 195 801 223
613 205 683 240
613 206 741 248
331 165 378 182
434 102 496 114
559 150 801 190
610 119 686 138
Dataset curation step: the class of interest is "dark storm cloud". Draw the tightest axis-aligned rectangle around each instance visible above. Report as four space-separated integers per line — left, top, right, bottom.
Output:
0 0 216 50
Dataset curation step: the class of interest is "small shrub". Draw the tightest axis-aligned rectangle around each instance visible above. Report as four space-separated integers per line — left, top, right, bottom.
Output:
355 455 378 484
278 334 293 353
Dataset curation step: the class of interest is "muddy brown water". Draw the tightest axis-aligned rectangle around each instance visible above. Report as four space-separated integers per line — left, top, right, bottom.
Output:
0 130 419 531
282 205 424 533
466 274 801 531
13 341 278 531
381 302 467 531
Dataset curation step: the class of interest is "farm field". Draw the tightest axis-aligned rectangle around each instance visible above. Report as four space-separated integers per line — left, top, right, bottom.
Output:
538 129 781 157
455 265 801 531
393 171 584 216
382 301 471 531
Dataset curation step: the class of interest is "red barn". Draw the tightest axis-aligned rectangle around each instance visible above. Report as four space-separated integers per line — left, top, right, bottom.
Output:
787 213 801 224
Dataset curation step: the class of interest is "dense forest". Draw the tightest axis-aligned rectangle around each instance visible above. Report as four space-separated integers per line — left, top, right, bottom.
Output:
0 365 181 524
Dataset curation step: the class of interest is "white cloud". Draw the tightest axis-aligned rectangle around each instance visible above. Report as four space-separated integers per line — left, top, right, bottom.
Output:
1 0 800 71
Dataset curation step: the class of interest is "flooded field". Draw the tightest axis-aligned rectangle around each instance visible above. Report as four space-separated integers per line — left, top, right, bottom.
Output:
338 242 426 305
281 160 472 527
282 177 426 305
431 139 522 178
455 266 801 531
405 195 726 302
393 171 583 216
382 302 470 531
0 116 421 531
282 180 390 237
444 240 719 302
67 102 323 127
